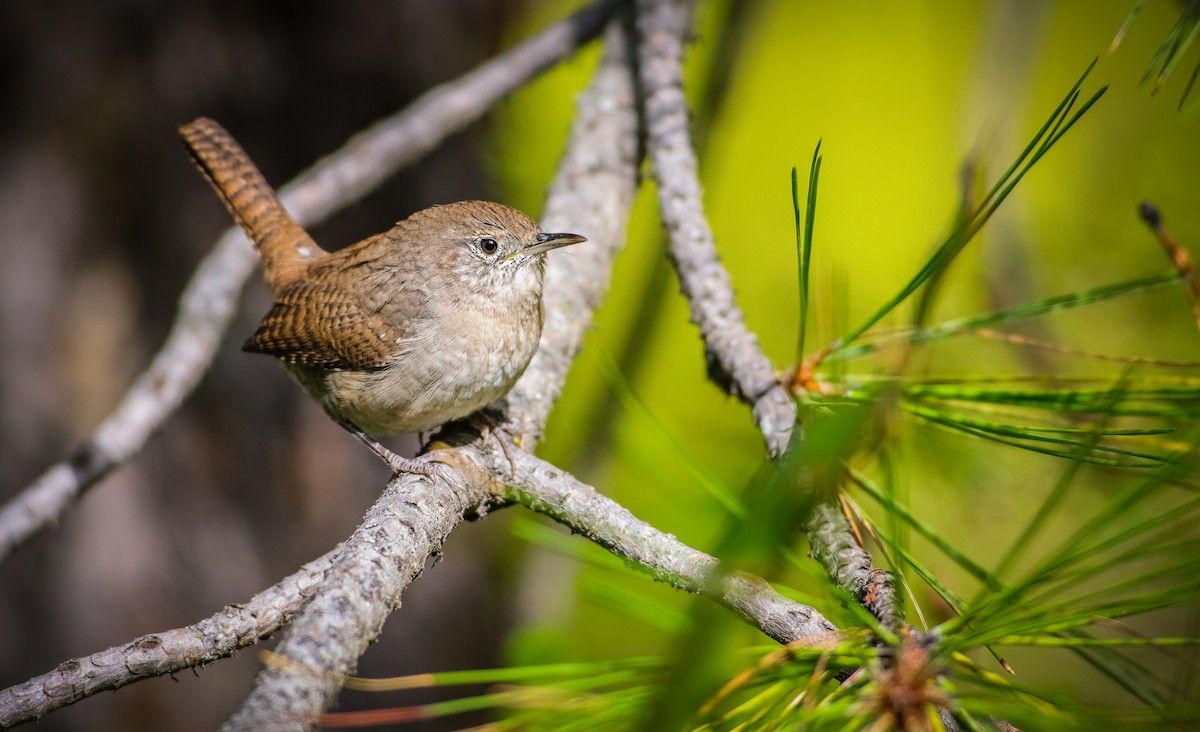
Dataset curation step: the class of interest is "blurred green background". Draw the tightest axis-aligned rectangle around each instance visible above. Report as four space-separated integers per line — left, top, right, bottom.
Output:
494 0 1200 714
0 1 1197 729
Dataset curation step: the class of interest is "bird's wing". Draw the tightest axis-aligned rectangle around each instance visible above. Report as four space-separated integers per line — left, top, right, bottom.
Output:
243 279 414 370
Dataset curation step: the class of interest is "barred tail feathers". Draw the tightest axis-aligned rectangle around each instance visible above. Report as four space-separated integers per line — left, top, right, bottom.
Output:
178 117 321 291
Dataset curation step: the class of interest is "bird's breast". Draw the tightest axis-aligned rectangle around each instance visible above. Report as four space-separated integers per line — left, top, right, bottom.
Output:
312 289 544 435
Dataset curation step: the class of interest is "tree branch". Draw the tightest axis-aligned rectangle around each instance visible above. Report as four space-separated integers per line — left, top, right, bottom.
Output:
632 0 796 458
0 450 833 727
219 469 497 731
0 0 618 564
507 7 641 448
0 550 337 727
219 441 838 731
631 0 898 624
503 449 836 645
804 502 901 631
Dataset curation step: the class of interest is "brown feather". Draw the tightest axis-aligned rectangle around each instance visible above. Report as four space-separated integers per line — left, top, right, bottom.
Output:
243 279 402 370
178 117 323 293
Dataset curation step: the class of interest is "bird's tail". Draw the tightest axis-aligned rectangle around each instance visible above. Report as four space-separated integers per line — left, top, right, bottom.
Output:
178 117 321 292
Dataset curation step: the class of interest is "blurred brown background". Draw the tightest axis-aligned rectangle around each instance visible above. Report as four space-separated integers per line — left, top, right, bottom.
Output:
0 2 535 730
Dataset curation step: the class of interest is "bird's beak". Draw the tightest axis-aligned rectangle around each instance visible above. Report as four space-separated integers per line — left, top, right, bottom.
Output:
507 232 587 261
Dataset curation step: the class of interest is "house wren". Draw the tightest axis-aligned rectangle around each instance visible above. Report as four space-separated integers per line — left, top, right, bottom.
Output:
178 117 585 476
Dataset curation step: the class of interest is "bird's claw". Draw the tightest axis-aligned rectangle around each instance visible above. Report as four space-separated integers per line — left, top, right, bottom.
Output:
385 452 461 487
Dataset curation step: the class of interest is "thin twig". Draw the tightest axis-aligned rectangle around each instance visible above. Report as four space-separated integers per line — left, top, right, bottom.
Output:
1140 201 1200 331
0 0 618 564
804 502 901 632
631 0 898 626
504 449 837 645
633 0 796 458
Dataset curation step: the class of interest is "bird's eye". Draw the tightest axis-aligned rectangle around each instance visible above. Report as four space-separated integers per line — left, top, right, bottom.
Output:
479 237 499 254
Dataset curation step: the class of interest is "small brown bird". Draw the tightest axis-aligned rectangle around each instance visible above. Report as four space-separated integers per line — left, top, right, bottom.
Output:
178 118 585 476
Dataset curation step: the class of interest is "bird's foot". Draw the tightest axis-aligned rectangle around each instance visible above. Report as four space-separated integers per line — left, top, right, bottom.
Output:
381 451 459 486
338 419 459 485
